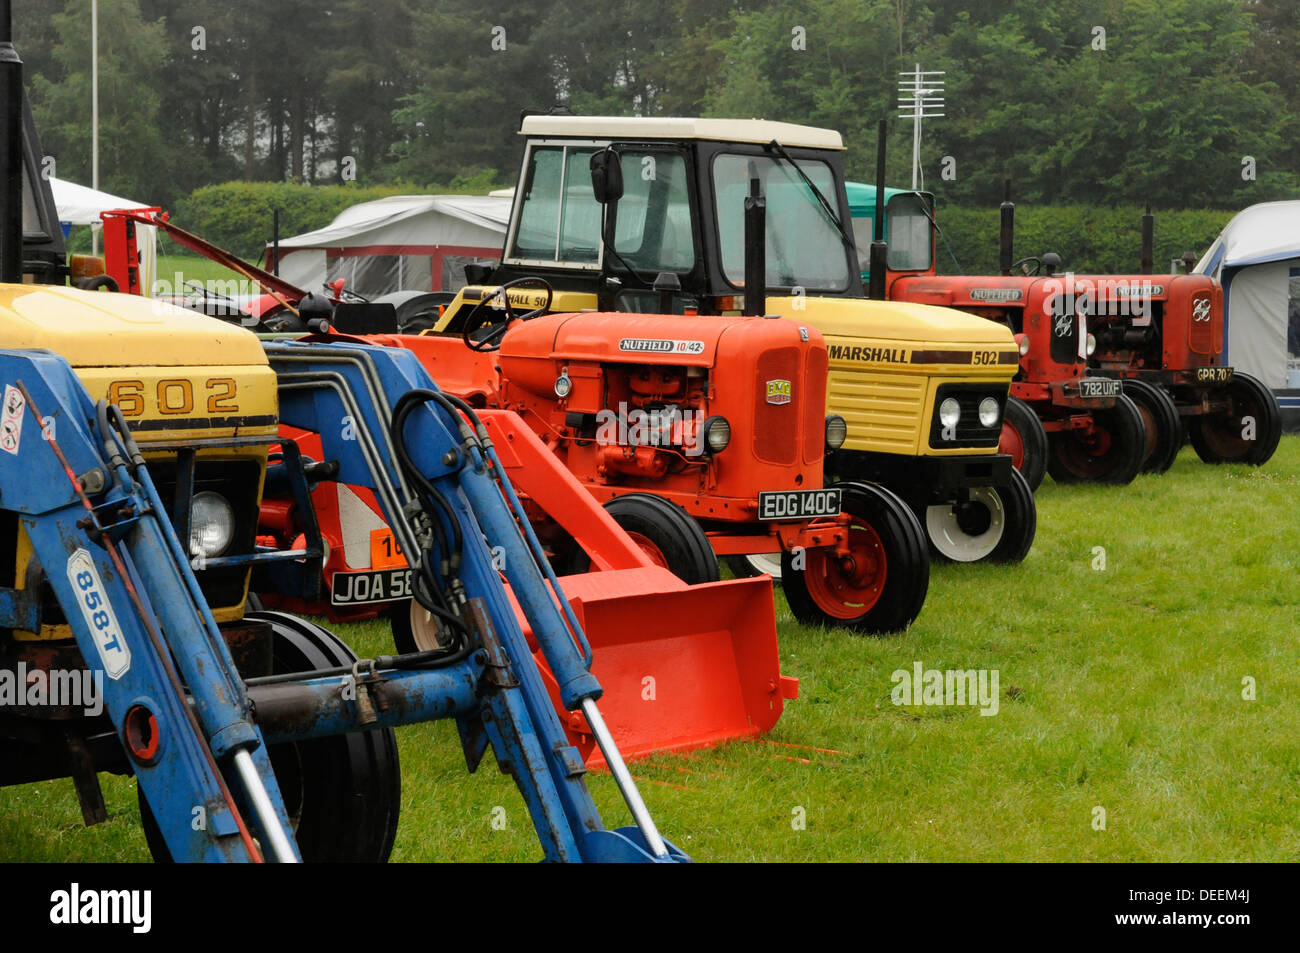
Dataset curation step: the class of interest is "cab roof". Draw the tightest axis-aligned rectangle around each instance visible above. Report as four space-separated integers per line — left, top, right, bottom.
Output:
519 115 844 150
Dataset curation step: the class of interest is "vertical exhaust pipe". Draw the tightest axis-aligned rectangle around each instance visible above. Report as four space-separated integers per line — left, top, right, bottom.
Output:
1140 204 1154 275
999 179 1015 276
743 161 766 316
867 119 888 300
0 0 24 284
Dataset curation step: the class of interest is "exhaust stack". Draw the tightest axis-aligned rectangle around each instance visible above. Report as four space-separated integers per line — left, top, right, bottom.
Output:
999 179 1014 276
867 119 888 300
742 162 766 316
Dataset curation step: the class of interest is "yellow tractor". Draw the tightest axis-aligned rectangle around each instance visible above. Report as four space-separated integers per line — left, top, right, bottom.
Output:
431 116 1035 569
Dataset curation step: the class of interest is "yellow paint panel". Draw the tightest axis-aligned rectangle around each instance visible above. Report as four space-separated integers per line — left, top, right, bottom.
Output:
0 284 268 368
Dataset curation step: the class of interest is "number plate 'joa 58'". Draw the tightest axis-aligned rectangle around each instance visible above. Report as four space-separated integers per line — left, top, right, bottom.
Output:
757 488 842 521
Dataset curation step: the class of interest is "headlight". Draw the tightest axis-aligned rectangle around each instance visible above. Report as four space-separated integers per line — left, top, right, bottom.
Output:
939 397 961 429
190 491 235 558
554 370 572 398
825 414 848 452
978 397 1001 428
1017 334 1030 357
701 415 731 453
1085 333 1097 357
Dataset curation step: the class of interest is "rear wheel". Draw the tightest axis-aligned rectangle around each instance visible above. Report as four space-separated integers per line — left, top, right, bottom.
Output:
923 467 1037 564
599 493 719 585
999 396 1048 491
1188 372 1281 466
723 552 783 581
1046 394 1145 485
782 482 929 635
140 611 402 863
1123 379 1181 473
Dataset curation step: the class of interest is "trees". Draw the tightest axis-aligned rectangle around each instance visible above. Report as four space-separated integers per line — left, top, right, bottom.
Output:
29 0 171 204
10 1 1297 210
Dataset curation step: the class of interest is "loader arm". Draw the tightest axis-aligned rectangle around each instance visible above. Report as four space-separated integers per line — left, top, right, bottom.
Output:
0 345 686 862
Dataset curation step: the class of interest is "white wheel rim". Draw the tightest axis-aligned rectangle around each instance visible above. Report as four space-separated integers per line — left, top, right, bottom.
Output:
745 552 784 581
409 602 445 651
925 487 1006 562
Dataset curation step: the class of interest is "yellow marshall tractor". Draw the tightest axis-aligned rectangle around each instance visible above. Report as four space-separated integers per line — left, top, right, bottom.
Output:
430 115 1035 569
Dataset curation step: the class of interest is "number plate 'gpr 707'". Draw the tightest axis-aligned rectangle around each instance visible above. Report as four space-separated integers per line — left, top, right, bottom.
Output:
1195 366 1234 384
757 488 841 521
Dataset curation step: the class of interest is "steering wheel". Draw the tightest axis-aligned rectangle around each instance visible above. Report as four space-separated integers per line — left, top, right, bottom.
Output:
1010 256 1042 276
460 277 554 353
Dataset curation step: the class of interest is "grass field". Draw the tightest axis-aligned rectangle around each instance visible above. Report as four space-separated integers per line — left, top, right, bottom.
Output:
153 254 262 291
3 436 1298 862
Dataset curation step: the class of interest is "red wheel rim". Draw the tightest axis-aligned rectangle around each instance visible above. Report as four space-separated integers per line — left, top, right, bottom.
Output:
624 531 671 570
1000 420 1025 470
800 519 887 619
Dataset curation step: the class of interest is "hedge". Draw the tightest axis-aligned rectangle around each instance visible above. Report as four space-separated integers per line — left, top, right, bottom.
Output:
158 181 1237 278
932 205 1235 276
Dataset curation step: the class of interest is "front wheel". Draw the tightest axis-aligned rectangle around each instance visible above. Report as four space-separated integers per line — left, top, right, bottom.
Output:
1046 394 1146 485
141 612 402 863
602 493 720 585
999 396 1048 491
782 482 929 635
1123 379 1181 473
723 552 783 581
1188 372 1281 466
923 467 1037 564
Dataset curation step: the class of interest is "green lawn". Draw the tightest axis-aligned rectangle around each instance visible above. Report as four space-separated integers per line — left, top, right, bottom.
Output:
3 437 1298 862
152 254 260 292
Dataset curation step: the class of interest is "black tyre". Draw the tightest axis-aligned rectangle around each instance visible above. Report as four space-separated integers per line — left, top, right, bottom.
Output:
600 493 719 585
1046 394 1145 485
922 467 1037 564
140 611 402 863
1122 379 1181 473
782 482 929 635
999 396 1048 491
1188 372 1282 466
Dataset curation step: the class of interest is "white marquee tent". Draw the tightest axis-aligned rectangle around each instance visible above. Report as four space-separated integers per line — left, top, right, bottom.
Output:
267 193 513 297
1194 200 1300 429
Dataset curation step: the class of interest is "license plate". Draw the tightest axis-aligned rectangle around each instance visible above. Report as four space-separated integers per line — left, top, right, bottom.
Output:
757 488 841 521
1195 366 1233 384
330 568 412 605
1079 378 1122 398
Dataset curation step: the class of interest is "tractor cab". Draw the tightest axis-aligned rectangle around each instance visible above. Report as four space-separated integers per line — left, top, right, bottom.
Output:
440 116 866 326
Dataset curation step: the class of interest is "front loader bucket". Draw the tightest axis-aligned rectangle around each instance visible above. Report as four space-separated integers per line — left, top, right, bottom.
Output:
523 567 796 768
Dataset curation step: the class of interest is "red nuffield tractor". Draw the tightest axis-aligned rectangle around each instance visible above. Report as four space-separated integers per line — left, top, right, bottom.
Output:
1082 208 1281 467
850 182 1153 488
372 298 930 636
852 183 1283 480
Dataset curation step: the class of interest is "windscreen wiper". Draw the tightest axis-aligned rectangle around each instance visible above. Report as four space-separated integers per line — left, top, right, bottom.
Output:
763 139 857 255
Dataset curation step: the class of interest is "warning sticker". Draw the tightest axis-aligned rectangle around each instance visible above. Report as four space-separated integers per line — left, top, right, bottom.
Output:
1 385 25 455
